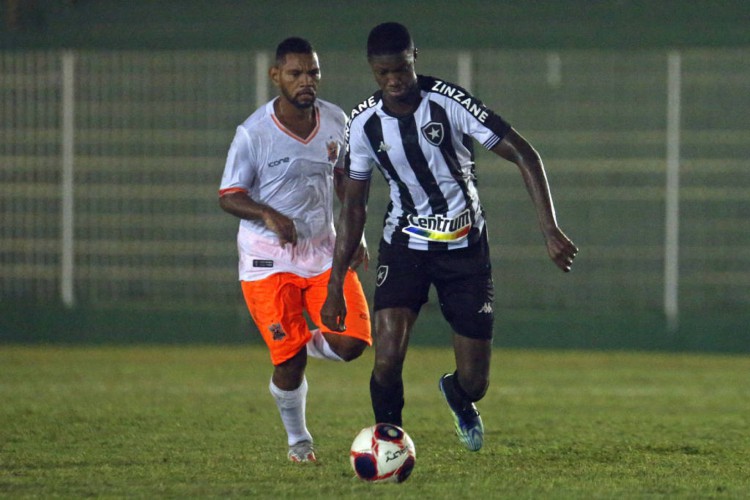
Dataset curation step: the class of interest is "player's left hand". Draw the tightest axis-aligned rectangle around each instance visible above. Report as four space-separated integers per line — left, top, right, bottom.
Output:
545 226 578 272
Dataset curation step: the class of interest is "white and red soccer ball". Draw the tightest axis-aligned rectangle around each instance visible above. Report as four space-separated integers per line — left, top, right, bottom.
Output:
350 423 416 483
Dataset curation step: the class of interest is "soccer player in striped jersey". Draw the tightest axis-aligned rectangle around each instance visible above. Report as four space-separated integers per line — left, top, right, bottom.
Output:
219 37 372 463
322 23 578 452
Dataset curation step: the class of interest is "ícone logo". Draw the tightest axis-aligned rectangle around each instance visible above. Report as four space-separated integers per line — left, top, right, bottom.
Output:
268 157 290 168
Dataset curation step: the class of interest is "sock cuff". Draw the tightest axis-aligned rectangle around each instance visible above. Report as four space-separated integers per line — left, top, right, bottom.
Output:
370 372 405 426
269 376 308 408
450 370 471 401
444 371 477 409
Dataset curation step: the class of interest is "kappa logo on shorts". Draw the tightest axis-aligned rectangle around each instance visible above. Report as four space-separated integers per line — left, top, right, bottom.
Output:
477 302 493 314
376 265 389 287
268 323 286 341
421 121 444 146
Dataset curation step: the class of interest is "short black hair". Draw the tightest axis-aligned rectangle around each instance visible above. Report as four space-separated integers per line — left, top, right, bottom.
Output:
275 37 315 65
367 22 414 57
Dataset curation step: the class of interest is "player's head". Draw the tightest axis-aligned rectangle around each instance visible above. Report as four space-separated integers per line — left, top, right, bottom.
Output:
271 37 320 109
367 22 415 58
275 37 314 65
366 23 419 104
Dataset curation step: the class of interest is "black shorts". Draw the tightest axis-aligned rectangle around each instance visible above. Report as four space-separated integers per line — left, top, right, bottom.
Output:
373 230 495 340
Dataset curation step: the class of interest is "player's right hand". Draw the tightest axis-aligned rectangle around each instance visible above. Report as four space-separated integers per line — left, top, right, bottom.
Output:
263 209 298 247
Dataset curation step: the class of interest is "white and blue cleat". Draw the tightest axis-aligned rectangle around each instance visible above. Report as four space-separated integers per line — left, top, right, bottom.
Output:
439 373 484 452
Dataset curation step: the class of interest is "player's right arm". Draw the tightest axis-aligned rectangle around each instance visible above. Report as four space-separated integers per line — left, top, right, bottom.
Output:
218 124 297 247
334 160 369 271
322 176 370 331
218 191 298 247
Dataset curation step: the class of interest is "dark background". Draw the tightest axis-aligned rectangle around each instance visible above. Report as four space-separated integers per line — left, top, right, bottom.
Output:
2 1 749 351
3 0 750 51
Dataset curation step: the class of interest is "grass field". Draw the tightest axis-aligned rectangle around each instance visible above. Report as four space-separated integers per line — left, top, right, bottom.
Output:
1 346 749 498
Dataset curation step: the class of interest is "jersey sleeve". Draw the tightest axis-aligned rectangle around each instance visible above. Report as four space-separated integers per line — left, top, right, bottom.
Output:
219 126 256 196
448 91 511 151
345 118 375 181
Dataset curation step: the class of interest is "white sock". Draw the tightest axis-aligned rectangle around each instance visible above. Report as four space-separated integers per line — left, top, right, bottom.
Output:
269 377 313 446
306 328 343 361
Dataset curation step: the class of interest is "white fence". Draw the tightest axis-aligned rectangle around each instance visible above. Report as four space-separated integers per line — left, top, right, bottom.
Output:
2 49 749 323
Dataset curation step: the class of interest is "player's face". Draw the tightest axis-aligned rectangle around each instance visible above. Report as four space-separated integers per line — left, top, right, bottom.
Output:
368 49 419 104
272 52 321 109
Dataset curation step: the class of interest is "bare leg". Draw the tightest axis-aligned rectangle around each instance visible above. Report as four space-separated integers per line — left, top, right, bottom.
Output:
372 307 416 386
272 346 307 390
452 335 492 401
370 307 417 425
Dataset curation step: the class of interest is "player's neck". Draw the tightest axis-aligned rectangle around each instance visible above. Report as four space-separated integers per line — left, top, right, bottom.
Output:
382 92 421 117
274 98 317 139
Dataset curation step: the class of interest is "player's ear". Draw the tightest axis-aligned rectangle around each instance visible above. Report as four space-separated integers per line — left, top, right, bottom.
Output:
413 47 419 60
269 65 280 86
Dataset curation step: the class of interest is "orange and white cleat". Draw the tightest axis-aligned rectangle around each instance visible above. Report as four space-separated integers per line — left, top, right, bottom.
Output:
287 440 316 463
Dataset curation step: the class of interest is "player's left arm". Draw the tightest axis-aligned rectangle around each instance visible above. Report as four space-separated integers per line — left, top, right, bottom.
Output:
491 128 578 272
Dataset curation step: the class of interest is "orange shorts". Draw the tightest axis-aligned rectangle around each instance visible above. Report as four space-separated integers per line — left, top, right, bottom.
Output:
241 268 372 366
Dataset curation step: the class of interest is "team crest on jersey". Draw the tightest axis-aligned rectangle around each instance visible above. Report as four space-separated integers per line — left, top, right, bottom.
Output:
421 122 444 146
376 265 389 287
269 323 286 341
326 140 340 163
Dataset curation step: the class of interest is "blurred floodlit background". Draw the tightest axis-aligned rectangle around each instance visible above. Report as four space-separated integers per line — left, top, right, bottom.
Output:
1 1 749 350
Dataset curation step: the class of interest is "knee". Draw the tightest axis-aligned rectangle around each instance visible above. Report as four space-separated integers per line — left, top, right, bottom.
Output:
335 338 368 362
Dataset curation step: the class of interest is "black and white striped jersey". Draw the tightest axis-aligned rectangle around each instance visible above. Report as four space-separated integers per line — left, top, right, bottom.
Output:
346 75 511 251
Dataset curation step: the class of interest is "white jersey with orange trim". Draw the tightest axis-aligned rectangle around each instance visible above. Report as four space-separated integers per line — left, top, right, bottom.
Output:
219 97 347 281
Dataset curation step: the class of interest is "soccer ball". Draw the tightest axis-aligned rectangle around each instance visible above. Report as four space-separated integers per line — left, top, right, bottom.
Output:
350 423 416 483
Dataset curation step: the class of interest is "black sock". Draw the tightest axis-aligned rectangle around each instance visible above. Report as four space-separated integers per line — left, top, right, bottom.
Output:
370 372 404 426
443 371 472 411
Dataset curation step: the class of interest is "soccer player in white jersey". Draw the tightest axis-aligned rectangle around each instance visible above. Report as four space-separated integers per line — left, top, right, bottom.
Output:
322 23 578 452
219 37 372 463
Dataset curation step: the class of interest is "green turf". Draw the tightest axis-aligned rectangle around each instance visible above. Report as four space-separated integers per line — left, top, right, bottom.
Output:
1 346 749 498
